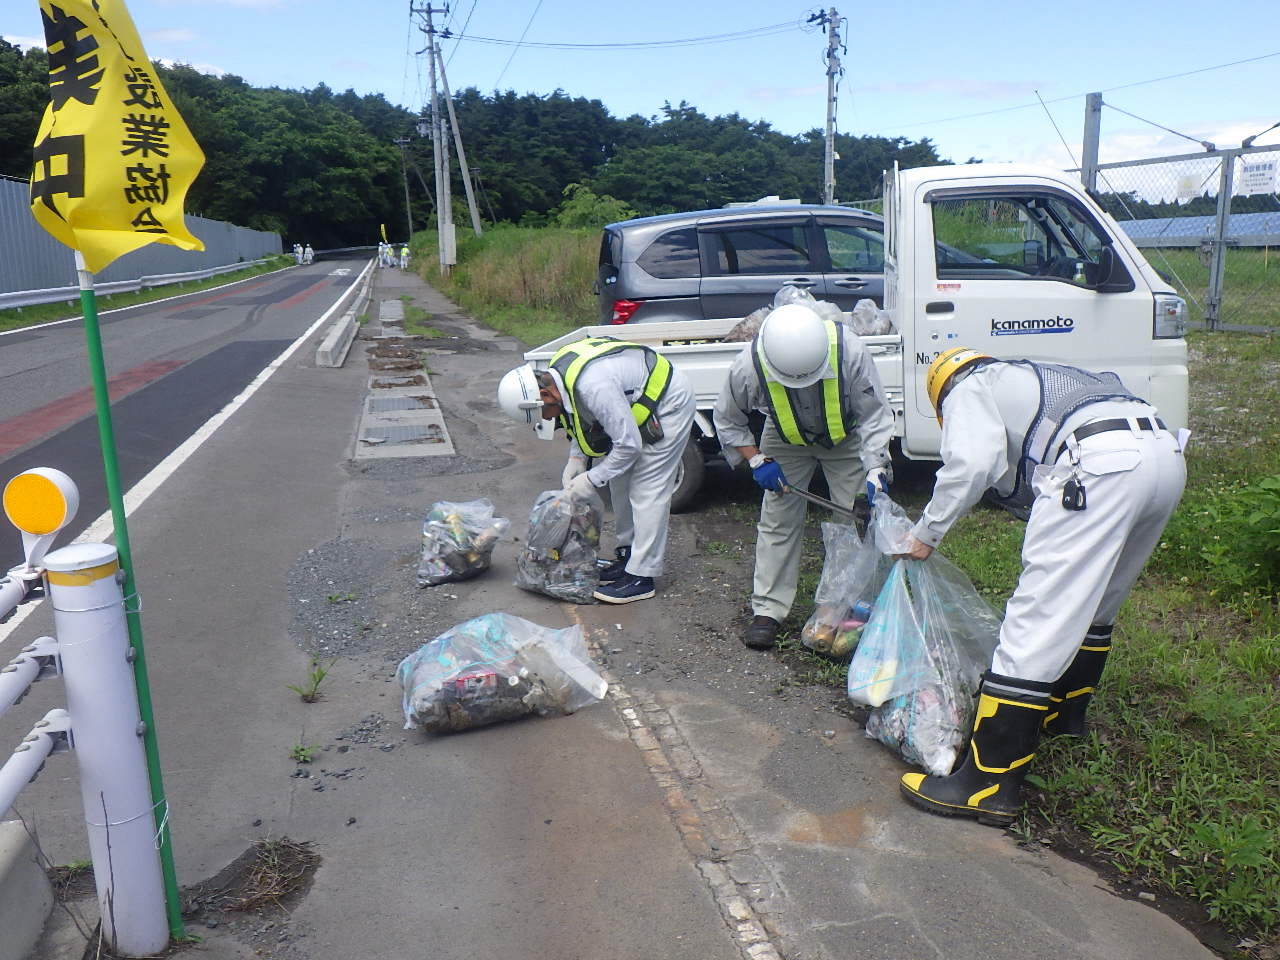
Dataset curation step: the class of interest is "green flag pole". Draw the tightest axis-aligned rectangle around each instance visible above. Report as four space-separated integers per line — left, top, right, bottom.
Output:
75 252 186 941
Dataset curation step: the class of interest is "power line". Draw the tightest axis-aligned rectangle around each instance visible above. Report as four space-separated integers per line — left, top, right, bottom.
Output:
493 0 545 88
891 50 1280 131
1104 103 1216 150
456 21 798 51
446 0 480 67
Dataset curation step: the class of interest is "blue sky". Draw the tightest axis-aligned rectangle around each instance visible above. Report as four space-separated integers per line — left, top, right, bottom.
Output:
6 0 1279 198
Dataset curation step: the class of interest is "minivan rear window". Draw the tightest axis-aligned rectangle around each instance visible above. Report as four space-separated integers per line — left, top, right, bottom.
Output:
637 228 699 279
599 230 622 269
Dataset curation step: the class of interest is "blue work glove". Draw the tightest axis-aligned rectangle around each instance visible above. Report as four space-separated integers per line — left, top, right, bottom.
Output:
751 457 788 493
865 467 888 504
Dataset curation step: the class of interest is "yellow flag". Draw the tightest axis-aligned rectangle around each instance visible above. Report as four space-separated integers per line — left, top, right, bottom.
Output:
380 223 388 243
29 0 205 274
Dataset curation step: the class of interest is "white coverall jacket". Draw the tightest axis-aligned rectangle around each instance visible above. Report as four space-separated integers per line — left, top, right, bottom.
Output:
562 351 696 579
914 362 1186 683
714 328 894 621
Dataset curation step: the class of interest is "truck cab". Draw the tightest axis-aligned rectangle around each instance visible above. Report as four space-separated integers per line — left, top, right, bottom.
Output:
885 163 1188 459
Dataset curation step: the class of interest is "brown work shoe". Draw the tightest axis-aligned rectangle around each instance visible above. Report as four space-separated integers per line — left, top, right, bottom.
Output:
743 615 781 650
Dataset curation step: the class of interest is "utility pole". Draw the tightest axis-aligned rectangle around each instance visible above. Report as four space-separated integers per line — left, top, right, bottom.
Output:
393 137 414 240
412 2 454 274
1080 92 1102 194
811 8 842 205
434 40 484 236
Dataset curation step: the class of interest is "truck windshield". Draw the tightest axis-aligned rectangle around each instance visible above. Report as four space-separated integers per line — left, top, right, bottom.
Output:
930 194 1109 284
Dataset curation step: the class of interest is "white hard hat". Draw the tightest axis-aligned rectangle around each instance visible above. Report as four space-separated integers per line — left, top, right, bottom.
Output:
497 363 557 439
758 303 832 388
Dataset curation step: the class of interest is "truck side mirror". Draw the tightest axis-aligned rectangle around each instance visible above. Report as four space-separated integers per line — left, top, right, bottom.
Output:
1095 245 1135 293
1022 240 1044 268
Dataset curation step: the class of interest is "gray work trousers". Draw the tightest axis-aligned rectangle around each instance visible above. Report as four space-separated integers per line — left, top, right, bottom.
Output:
607 378 696 579
752 422 866 621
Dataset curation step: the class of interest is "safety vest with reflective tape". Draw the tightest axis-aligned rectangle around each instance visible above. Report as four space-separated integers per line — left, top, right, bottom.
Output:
751 319 849 447
550 337 673 458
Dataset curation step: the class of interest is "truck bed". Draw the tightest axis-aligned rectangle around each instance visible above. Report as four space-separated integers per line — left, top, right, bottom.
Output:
524 320 905 421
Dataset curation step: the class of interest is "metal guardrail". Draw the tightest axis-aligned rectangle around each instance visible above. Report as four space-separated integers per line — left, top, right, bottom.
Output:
0 257 277 311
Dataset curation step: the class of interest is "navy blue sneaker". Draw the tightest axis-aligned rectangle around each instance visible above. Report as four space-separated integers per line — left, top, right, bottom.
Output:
593 575 655 604
596 546 632 583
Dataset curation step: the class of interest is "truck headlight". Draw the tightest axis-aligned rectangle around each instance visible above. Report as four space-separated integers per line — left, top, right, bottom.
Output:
1154 294 1186 339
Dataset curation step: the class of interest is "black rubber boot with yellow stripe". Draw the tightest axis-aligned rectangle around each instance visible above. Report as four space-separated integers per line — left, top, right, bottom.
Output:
899 672 1051 826
1043 625 1112 737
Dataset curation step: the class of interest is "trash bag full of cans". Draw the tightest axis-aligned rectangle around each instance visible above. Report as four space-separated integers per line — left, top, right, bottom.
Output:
397 613 608 734
515 491 601 603
417 499 510 586
800 522 891 657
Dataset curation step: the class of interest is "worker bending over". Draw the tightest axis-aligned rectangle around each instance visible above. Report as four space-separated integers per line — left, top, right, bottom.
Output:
713 303 894 650
898 348 1186 826
498 337 695 604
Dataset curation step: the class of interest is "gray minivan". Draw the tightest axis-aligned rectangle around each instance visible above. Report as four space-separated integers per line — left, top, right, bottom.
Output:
595 204 887 325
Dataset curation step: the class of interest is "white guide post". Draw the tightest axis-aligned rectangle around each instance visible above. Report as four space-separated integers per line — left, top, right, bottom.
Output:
43 542 168 957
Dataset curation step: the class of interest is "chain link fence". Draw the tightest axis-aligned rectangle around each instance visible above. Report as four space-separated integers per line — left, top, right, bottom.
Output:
1093 146 1280 331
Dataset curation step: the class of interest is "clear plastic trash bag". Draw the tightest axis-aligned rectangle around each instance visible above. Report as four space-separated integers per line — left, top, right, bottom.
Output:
800 523 892 656
417 499 510 586
515 491 601 603
397 613 608 734
870 493 914 556
847 555 1000 774
849 298 895 336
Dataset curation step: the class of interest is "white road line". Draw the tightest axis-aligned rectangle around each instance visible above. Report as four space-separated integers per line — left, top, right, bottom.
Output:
0 259 375 647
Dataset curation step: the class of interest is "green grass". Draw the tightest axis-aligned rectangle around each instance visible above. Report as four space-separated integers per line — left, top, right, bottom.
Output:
411 224 594 346
0 255 294 333
1143 247 1280 329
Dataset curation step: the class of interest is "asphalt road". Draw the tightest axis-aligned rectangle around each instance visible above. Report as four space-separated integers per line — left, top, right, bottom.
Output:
0 258 365 564
0 267 1218 960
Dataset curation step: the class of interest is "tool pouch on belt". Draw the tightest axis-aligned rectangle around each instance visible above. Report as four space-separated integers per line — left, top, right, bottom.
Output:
638 413 664 444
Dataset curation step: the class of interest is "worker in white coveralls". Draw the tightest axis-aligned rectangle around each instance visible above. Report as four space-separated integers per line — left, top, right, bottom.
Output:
497 337 696 604
713 303 894 650
400 245 411 270
897 348 1186 826
303 244 314 264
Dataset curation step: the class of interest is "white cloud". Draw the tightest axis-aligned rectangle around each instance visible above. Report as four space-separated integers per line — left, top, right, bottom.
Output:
3 35 45 50
155 57 227 77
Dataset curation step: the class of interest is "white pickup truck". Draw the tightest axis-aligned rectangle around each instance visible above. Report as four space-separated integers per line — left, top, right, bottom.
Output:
526 163 1189 510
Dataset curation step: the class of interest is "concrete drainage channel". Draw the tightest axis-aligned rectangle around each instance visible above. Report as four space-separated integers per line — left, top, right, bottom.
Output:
355 299 456 458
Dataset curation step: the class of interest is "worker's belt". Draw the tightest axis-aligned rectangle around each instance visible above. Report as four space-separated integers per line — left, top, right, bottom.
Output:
1056 417 1166 461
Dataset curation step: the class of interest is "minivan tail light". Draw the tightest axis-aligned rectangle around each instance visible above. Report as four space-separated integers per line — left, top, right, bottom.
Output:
1153 294 1186 339
611 299 641 324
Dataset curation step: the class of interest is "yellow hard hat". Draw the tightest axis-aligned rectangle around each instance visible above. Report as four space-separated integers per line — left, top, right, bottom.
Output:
926 347 992 421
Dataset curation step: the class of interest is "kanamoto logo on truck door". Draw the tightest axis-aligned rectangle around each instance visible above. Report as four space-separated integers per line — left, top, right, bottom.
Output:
990 315 1075 336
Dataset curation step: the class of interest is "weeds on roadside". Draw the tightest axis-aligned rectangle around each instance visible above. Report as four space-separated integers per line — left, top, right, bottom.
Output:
287 658 337 703
289 742 319 763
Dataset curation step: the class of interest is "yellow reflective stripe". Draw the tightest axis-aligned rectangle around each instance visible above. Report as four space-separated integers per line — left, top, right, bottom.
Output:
551 338 669 457
46 560 119 586
755 320 846 446
967 784 1001 806
970 741 1036 775
1062 686 1095 699
1080 644 1111 652
821 322 845 445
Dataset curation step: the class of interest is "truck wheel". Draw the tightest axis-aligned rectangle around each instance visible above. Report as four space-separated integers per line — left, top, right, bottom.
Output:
670 437 705 513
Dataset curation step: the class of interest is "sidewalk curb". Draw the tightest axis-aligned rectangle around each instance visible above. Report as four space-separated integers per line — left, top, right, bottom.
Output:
315 259 376 368
0 820 53 960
